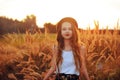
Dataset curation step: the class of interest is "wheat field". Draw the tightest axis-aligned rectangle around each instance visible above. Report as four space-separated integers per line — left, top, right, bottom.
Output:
0 29 120 80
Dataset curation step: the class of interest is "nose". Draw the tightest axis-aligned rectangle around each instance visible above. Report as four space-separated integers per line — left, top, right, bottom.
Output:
65 30 70 34
66 29 70 32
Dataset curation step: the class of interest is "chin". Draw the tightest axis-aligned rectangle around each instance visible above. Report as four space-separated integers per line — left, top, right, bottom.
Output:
64 37 72 40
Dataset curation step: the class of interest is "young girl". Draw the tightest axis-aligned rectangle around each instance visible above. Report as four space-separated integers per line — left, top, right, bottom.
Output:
43 17 90 80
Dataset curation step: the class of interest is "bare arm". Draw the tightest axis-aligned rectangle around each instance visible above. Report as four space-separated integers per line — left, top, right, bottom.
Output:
43 45 57 80
80 46 90 80
43 64 56 80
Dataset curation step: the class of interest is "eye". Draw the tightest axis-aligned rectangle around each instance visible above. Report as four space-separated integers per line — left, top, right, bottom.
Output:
62 28 66 31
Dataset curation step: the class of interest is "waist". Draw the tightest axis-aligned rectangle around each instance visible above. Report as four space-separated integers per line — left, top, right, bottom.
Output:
58 65 79 75
58 73 79 76
56 73 79 80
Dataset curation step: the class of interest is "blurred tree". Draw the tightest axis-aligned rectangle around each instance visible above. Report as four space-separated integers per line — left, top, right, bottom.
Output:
23 14 38 33
0 14 39 35
44 23 56 33
0 19 3 34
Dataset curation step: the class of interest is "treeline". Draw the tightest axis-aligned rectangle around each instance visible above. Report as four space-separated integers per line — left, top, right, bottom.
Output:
0 15 120 35
0 15 58 35
0 15 39 34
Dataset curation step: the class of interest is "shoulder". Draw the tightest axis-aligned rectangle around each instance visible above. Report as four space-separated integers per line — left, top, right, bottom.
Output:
52 44 57 49
80 45 87 51
79 44 87 56
52 44 58 54
78 42 87 51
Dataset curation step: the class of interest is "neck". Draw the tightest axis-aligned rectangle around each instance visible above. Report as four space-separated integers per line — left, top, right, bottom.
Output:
64 39 70 45
64 39 72 50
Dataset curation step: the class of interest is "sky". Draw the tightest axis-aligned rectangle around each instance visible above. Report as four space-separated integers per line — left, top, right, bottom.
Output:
0 0 120 29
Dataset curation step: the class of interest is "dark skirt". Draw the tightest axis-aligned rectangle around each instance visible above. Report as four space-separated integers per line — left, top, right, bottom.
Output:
55 73 79 80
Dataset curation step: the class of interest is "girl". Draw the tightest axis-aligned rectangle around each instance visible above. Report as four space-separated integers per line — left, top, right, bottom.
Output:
43 17 90 80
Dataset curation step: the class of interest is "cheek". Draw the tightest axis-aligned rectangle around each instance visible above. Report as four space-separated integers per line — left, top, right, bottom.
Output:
70 31 72 34
69 31 73 36
70 31 73 38
61 30 65 36
61 29 66 33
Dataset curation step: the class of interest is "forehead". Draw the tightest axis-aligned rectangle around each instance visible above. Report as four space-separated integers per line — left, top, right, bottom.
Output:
61 22 72 27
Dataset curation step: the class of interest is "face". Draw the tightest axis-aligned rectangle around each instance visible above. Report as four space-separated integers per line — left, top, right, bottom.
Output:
61 22 73 40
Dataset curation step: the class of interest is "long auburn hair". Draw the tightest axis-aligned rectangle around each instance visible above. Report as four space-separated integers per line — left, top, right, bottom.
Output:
56 17 82 72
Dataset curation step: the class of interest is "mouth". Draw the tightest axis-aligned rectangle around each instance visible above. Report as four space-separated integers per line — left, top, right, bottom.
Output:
65 34 70 36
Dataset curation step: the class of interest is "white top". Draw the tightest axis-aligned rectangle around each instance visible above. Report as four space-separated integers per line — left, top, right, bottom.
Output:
58 50 79 75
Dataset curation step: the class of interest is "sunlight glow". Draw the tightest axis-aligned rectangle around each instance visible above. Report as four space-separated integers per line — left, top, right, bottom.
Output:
0 0 120 29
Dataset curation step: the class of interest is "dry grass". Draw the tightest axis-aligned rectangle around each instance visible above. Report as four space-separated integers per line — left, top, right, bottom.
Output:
0 28 120 80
